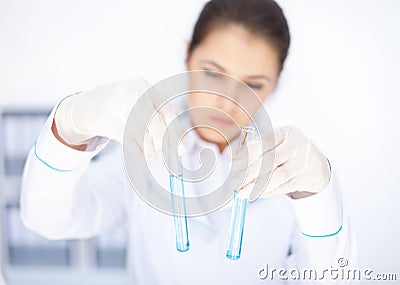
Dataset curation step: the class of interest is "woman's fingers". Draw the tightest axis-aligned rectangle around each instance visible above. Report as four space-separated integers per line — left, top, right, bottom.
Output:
260 153 304 195
124 97 183 161
234 130 309 199
230 139 264 172
230 128 281 173
232 126 331 200
232 127 303 173
145 103 184 160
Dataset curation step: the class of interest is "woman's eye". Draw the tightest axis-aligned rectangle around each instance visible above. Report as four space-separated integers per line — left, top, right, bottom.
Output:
205 70 220 78
246 82 263 90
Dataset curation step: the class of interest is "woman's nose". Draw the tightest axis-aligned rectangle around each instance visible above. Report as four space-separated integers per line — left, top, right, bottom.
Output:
215 81 241 114
216 95 238 115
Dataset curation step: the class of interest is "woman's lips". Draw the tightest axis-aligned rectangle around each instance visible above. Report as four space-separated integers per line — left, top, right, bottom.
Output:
210 116 234 125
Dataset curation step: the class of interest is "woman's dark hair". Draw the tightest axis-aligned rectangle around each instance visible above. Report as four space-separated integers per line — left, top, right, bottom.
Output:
189 0 291 71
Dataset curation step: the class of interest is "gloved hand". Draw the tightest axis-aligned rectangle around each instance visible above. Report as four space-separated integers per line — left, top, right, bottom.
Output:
54 78 181 160
231 127 331 200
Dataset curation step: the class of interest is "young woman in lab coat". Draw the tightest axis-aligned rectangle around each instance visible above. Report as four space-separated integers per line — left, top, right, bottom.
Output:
21 0 357 284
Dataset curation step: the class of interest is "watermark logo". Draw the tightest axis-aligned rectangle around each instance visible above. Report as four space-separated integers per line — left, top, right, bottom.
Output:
337 257 348 268
258 258 397 281
123 71 275 216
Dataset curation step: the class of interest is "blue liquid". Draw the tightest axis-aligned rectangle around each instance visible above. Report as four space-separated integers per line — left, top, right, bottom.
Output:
169 174 189 252
226 192 248 260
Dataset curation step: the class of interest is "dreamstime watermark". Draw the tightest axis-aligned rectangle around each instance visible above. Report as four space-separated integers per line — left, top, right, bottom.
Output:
258 258 397 281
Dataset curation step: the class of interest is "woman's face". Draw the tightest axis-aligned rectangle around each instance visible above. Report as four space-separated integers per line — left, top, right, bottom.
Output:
186 24 281 150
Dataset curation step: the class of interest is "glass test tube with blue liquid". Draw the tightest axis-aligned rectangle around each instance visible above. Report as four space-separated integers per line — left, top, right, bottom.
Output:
226 126 256 260
168 148 190 252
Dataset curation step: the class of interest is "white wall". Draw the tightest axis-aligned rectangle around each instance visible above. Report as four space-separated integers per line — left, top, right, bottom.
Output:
1 0 399 277
0 0 206 105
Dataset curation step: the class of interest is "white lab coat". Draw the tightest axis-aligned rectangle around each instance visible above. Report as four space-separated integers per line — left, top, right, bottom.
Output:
20 107 357 284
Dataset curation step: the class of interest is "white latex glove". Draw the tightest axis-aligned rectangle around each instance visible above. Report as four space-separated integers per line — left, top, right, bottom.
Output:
232 127 331 199
54 78 181 160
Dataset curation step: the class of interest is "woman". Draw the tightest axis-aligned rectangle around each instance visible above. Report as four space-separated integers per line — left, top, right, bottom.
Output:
21 0 356 284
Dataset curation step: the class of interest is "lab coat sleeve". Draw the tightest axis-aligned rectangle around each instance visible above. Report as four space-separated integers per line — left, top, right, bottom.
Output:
20 106 131 240
285 171 358 284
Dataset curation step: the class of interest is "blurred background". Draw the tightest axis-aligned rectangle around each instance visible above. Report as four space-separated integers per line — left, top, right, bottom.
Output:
0 0 399 284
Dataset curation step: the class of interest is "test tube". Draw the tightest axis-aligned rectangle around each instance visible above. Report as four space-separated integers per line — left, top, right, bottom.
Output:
168 152 190 252
226 126 256 260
